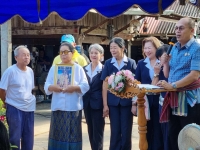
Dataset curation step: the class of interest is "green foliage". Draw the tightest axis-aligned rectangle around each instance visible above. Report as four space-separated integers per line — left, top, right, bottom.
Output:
0 99 8 129
0 99 18 149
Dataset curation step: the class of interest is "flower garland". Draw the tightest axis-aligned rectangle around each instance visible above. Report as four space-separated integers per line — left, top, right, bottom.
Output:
108 70 135 94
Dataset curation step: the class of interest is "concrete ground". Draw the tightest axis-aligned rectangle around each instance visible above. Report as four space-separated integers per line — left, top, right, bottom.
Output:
33 103 139 150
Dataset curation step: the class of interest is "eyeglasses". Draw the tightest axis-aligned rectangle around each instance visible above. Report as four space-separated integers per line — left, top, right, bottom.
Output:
59 50 71 55
175 26 188 31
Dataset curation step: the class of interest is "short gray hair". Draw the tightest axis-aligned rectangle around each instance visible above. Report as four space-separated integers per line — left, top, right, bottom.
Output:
88 44 104 54
182 17 195 29
14 45 28 56
187 18 195 29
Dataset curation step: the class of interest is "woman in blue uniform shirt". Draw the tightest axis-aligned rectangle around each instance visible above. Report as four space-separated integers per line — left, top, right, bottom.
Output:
83 44 105 150
133 36 164 150
101 37 137 150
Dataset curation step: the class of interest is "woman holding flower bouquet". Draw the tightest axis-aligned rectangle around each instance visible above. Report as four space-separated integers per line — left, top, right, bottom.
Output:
133 36 164 150
101 37 137 150
44 42 89 150
83 44 105 150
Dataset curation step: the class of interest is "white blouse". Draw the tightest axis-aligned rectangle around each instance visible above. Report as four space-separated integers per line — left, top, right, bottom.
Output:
44 63 89 111
144 57 160 80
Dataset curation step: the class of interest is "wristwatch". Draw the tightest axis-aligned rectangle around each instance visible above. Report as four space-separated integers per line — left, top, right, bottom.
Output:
171 82 177 89
153 73 159 78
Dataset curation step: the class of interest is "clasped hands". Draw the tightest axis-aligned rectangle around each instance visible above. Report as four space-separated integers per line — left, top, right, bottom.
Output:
52 85 75 93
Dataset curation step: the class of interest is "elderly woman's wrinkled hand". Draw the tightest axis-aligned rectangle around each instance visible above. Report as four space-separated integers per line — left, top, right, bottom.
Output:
50 85 63 93
62 86 75 93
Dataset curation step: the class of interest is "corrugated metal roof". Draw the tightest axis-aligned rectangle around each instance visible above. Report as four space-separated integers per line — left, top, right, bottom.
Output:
139 0 200 35
169 1 200 18
139 17 176 35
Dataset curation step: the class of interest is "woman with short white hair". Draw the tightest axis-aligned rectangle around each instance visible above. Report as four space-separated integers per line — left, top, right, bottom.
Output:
83 43 105 150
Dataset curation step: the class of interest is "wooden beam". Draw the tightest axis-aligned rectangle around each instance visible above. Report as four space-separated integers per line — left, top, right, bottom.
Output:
81 28 107 36
83 19 109 35
12 26 78 30
12 38 60 45
82 36 109 44
114 16 145 35
12 35 62 38
12 28 79 35
179 0 185 5
158 0 163 14
160 15 180 20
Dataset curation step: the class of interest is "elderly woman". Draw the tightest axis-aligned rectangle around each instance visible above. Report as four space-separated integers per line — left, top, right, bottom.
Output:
44 42 89 150
101 37 137 150
133 36 164 150
83 44 105 150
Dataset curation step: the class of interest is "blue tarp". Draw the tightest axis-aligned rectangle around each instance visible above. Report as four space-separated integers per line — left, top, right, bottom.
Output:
0 0 175 24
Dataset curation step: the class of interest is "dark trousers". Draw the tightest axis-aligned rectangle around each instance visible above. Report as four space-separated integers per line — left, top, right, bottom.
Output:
169 104 200 150
6 104 34 150
84 106 105 150
159 105 169 150
109 105 133 150
147 95 163 150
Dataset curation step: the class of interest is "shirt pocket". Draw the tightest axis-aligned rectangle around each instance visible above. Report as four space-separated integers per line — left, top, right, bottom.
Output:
179 55 192 69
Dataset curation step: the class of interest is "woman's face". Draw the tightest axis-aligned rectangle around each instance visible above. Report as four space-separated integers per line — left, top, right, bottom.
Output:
89 48 102 63
59 45 73 63
110 42 124 59
143 41 157 59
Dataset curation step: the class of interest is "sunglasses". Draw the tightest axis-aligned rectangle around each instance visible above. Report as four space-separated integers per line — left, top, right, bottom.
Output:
59 50 71 55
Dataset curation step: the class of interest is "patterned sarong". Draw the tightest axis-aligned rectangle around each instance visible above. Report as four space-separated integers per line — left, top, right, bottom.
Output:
48 110 82 150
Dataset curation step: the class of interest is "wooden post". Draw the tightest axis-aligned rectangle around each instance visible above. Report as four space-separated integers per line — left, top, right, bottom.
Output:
127 42 131 58
1 20 12 75
137 92 148 150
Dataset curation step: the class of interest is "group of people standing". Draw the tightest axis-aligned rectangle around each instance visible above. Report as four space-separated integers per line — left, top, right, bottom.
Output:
0 16 200 150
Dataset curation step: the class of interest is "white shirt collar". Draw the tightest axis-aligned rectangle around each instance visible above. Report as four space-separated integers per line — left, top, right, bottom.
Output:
111 55 128 63
111 55 128 70
85 62 103 80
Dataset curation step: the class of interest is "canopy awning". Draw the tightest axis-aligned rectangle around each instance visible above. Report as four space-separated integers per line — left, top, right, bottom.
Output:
0 0 175 24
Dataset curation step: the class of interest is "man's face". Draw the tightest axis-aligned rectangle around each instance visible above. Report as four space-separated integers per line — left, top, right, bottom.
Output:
175 18 194 44
15 48 30 66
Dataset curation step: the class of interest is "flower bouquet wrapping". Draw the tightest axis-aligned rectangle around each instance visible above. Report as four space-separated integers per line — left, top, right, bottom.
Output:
107 70 141 98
